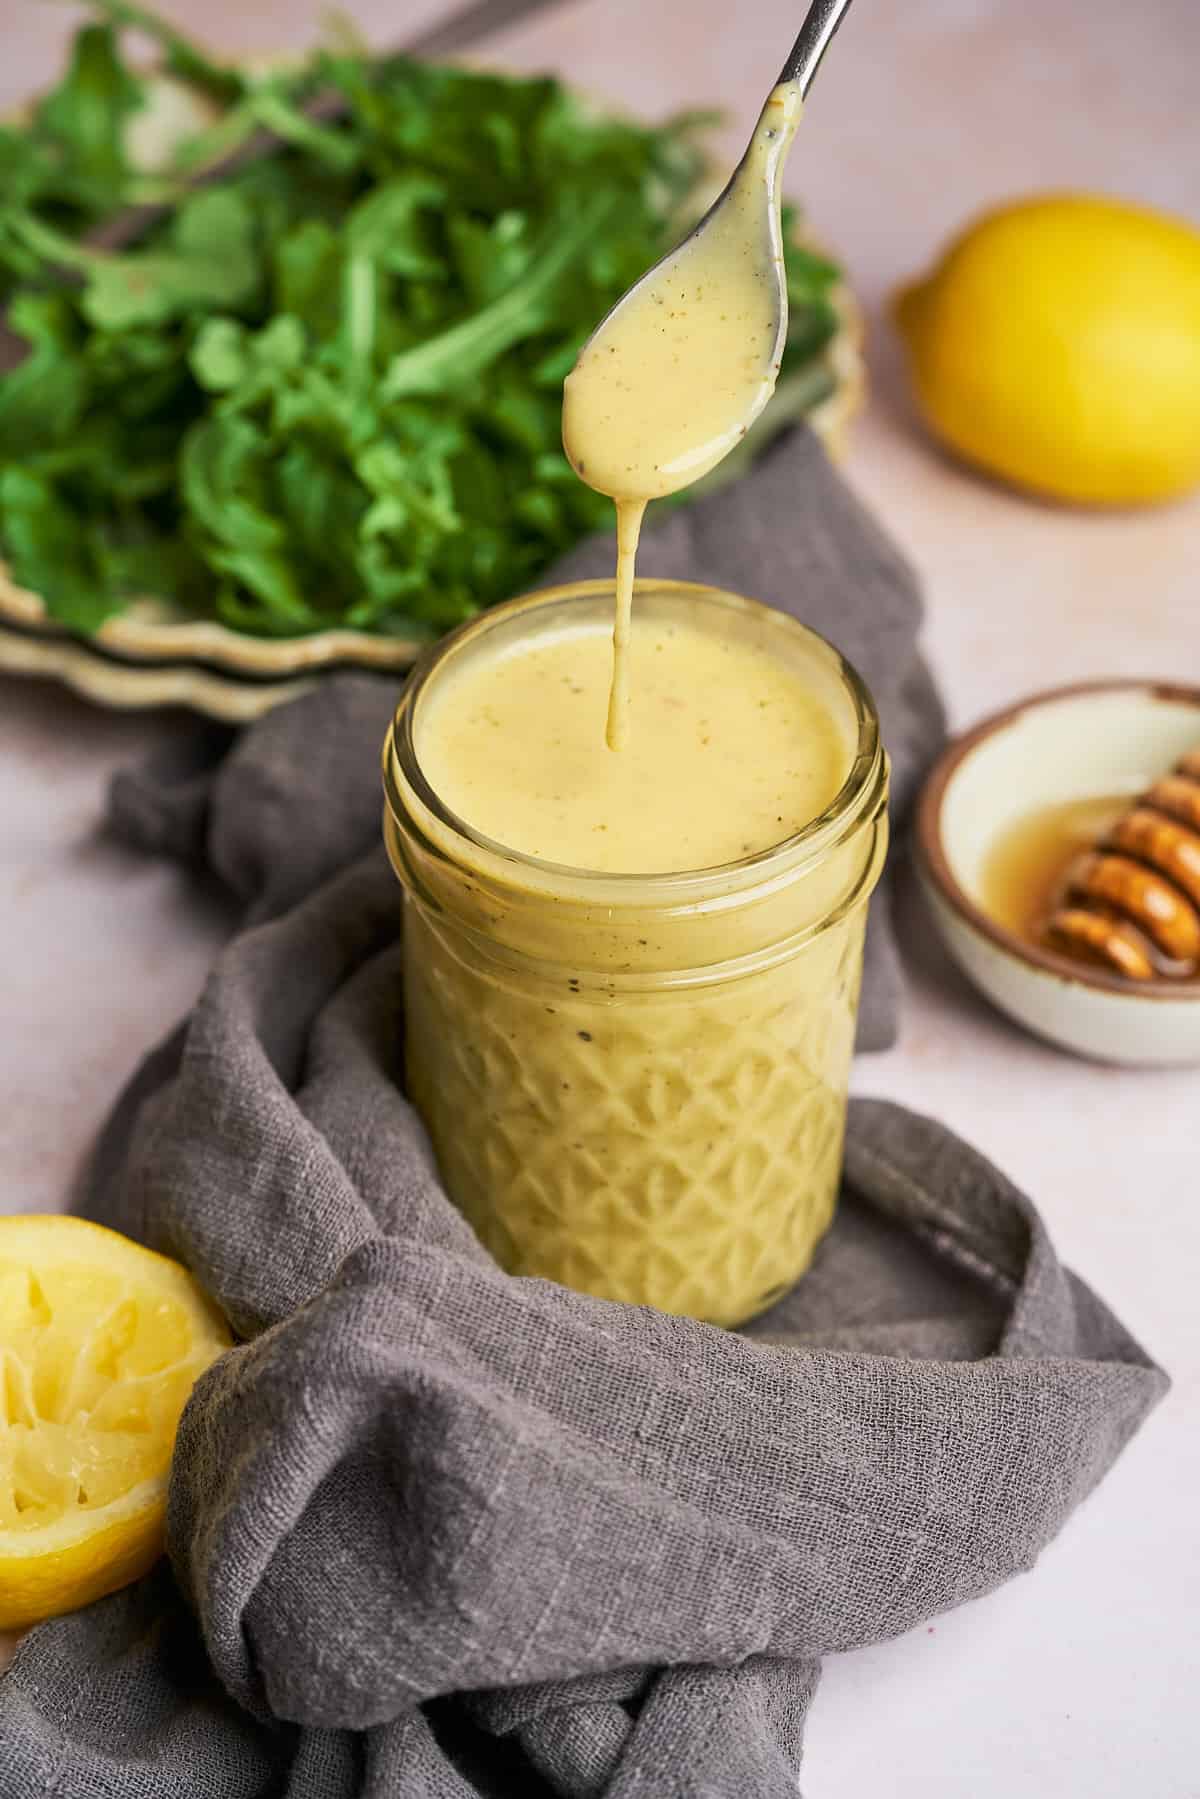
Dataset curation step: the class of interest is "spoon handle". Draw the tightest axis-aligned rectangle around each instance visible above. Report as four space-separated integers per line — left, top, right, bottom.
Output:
778 0 856 95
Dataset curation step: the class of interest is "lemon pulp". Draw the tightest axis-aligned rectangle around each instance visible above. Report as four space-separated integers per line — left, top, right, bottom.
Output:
0 1215 230 1631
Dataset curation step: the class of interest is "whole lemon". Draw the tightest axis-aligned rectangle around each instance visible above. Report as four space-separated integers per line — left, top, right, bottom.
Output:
893 193 1200 505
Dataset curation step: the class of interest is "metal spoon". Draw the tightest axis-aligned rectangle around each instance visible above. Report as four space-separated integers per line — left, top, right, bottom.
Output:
779 0 857 93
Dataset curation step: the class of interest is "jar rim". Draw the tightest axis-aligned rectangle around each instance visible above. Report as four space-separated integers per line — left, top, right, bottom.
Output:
383 579 885 908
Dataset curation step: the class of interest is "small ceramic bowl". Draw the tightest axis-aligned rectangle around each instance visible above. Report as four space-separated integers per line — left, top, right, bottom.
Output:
916 680 1200 1065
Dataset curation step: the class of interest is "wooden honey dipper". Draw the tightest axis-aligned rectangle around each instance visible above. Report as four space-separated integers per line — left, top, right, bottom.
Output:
1044 749 1200 980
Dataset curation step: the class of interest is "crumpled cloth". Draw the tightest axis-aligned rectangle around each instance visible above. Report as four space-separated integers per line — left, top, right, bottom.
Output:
0 432 1166 1797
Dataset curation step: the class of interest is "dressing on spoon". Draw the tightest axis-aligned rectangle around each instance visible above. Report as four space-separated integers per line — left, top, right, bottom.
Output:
562 81 802 749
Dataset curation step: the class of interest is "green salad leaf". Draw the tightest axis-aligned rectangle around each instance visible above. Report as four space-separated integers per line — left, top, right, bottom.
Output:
34 23 145 209
0 4 843 639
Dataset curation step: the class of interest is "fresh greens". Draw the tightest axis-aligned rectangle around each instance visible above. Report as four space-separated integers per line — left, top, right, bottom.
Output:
0 5 843 639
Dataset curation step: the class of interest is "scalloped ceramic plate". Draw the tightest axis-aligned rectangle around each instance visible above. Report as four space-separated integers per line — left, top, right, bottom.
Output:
0 70 865 720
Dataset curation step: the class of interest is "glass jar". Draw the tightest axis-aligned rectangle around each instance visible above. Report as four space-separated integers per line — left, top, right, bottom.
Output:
382 580 888 1327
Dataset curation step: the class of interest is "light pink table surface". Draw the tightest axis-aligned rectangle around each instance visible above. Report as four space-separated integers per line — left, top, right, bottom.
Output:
2 1 1198 1791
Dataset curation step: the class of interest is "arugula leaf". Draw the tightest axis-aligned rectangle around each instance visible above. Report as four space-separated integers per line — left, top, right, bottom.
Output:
344 174 447 277
0 468 112 629
381 193 616 400
81 189 260 329
78 0 241 105
0 296 87 454
34 23 145 208
181 414 285 552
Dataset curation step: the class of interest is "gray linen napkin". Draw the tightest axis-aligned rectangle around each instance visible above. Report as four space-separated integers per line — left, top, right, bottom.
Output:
0 431 1166 1797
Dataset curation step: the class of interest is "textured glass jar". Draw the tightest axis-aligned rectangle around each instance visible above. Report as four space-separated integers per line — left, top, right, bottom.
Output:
383 581 888 1327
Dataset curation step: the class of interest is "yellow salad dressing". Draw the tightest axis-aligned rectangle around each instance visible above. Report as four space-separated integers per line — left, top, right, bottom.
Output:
416 607 846 873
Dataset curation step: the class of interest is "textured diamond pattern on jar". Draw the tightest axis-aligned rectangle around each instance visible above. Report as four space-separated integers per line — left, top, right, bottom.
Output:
405 906 865 1326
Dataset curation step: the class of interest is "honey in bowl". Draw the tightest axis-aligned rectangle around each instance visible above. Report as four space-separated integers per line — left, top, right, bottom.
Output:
981 750 1200 981
981 795 1128 943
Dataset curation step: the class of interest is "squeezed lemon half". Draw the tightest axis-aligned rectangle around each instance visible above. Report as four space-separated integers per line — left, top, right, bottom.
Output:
0 1215 230 1632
